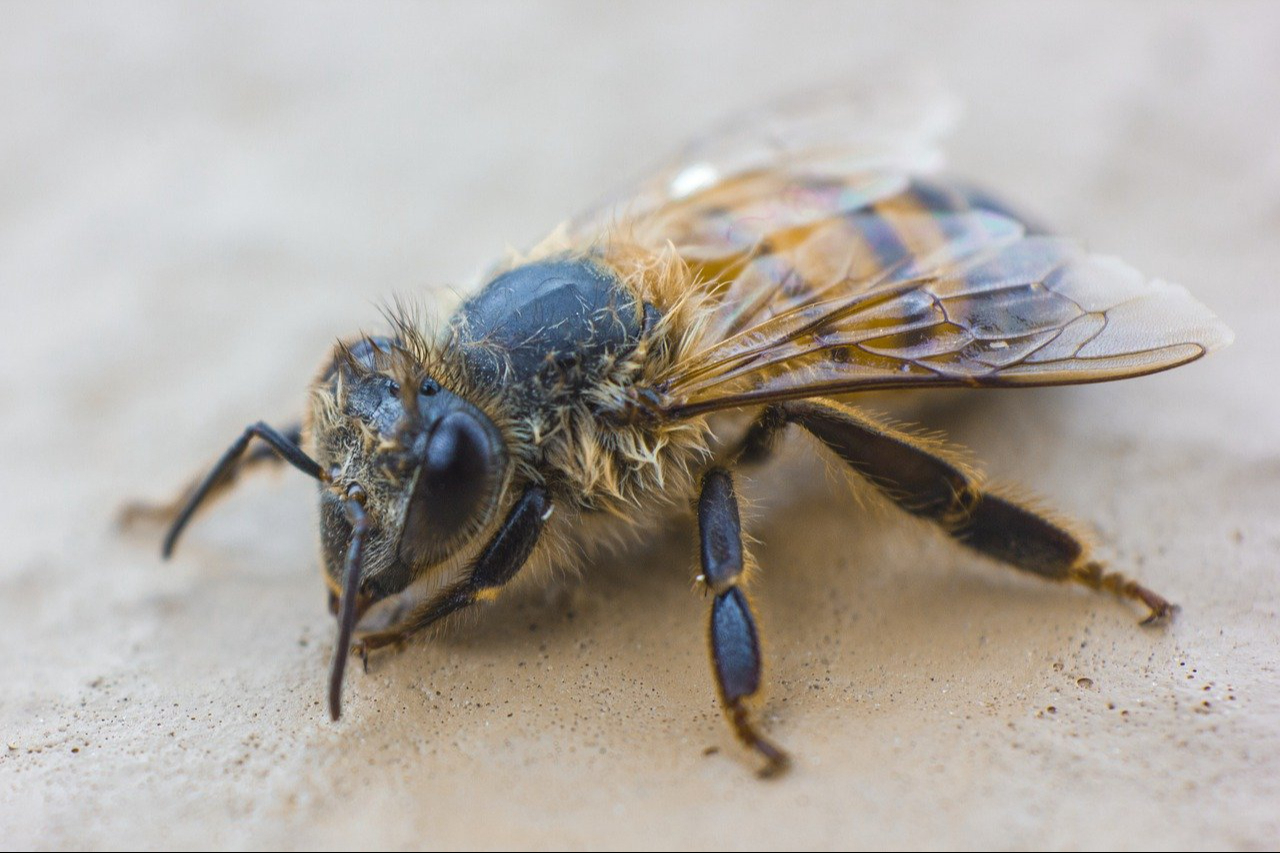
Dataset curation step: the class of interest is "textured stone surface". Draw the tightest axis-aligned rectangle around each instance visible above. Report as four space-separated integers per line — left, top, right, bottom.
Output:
3 3 1277 849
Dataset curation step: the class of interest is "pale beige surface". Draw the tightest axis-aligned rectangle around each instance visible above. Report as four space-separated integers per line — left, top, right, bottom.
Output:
2 3 1278 850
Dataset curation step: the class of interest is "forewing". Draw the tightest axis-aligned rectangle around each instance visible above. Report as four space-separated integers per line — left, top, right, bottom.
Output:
659 232 1233 418
550 82 1229 419
569 77 959 244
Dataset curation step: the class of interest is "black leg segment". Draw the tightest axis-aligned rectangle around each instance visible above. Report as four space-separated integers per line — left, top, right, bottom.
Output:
162 421 323 558
121 422 305 534
352 485 551 654
711 587 761 704
698 469 745 592
951 492 1083 579
698 468 789 777
733 405 788 467
784 399 1175 623
786 400 971 522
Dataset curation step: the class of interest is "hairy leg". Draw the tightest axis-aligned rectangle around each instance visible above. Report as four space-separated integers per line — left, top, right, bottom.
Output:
698 467 789 777
351 485 552 654
783 399 1175 624
730 405 789 467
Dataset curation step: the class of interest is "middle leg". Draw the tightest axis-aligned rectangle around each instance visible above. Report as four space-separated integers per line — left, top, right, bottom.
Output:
698 467 789 777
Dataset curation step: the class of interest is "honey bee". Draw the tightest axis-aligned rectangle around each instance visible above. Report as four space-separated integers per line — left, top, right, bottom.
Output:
133 84 1231 777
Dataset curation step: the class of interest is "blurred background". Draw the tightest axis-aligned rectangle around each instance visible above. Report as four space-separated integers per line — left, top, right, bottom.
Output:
2 2 1277 849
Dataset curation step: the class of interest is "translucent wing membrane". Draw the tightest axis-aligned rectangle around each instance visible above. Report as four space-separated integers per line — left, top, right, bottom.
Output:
571 77 959 241
662 232 1232 417
692 184 1030 342
555 83 1231 420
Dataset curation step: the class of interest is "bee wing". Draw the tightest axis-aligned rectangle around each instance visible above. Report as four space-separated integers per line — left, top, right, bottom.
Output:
554 82 1229 419
657 220 1234 417
569 76 960 244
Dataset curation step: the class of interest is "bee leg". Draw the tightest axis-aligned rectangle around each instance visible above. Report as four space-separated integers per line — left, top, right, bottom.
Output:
729 405 789 467
121 421 305 529
153 422 322 559
352 485 552 655
784 399 1176 625
699 468 790 778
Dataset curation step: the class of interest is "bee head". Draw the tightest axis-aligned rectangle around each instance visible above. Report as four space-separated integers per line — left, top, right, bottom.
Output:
311 335 510 608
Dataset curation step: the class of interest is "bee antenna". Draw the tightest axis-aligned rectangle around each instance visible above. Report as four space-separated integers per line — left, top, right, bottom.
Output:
329 485 370 721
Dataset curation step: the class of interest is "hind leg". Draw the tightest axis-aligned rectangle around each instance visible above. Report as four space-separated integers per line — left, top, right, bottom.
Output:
784 399 1175 624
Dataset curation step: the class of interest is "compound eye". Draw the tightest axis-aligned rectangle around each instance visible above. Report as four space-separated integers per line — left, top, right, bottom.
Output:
399 410 503 564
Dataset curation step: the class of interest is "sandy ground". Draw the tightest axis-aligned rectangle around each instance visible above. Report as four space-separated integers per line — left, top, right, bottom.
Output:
2 2 1279 850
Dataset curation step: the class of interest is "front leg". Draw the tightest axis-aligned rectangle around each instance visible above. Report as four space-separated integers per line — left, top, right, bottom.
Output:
120 421 310 552
699 468 790 777
352 485 552 655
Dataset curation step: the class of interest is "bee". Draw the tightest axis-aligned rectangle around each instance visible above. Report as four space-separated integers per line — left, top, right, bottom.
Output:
133 84 1231 777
